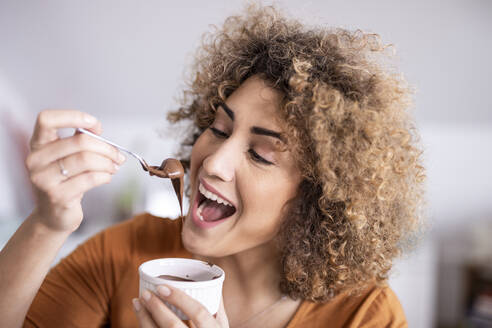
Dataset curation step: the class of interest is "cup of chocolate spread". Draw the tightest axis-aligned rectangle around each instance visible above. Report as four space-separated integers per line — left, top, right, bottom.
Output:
138 258 225 320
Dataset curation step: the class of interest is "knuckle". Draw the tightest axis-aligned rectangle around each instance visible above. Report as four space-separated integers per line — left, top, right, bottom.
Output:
104 145 117 160
29 136 37 150
76 111 87 123
75 134 90 148
30 172 41 186
107 160 116 173
112 146 120 159
58 201 72 210
135 309 147 322
25 154 34 170
36 110 50 127
85 172 98 185
47 189 60 203
194 307 209 321
146 296 160 311
79 152 92 165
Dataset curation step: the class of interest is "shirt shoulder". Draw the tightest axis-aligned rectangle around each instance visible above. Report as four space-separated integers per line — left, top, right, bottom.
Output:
24 213 188 328
288 284 407 328
352 285 407 327
100 213 187 261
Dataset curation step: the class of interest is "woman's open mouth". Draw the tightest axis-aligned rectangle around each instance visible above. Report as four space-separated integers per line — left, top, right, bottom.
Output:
191 181 237 229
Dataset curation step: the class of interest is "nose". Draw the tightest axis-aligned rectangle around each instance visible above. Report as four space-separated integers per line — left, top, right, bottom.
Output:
202 139 237 182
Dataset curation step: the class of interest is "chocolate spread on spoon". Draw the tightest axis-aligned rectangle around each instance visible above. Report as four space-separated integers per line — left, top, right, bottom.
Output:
142 159 184 216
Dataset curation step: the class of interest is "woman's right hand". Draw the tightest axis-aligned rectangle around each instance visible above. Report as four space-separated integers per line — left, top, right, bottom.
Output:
26 109 126 233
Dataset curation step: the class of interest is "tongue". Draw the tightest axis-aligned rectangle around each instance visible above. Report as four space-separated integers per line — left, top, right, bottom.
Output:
201 199 234 222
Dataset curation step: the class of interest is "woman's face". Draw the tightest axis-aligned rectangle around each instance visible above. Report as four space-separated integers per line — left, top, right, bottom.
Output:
182 76 301 257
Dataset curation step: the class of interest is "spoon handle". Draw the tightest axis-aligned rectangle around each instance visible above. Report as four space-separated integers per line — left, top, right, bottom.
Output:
75 128 149 170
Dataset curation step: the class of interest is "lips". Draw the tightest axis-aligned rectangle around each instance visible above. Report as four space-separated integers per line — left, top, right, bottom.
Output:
190 179 237 229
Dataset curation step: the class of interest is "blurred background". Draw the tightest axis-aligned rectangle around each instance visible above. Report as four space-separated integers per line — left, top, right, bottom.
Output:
1 0 491 327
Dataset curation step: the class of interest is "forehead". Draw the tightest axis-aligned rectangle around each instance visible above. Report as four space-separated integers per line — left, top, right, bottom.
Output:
223 76 284 124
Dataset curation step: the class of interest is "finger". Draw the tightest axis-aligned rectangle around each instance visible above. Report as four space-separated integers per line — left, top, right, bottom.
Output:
155 285 217 328
133 298 158 328
215 295 229 327
26 133 126 171
140 290 187 328
41 171 113 205
74 122 103 136
31 109 100 150
30 152 120 188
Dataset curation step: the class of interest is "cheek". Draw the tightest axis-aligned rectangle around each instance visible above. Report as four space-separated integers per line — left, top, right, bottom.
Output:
238 183 294 243
243 175 297 220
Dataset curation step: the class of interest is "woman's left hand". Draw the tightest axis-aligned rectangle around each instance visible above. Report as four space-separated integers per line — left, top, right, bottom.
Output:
133 284 229 328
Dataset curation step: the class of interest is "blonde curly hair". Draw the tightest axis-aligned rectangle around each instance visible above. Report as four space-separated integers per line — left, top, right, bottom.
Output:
168 3 425 302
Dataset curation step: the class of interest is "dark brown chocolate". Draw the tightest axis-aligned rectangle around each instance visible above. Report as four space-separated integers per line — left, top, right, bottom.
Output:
156 274 221 282
143 159 184 217
157 274 196 282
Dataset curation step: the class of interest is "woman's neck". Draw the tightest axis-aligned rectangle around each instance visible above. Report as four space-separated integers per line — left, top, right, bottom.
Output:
194 239 282 300
193 239 292 326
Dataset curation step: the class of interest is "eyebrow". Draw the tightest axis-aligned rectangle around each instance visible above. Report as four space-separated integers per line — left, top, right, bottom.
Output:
218 102 285 142
251 126 284 142
218 102 234 120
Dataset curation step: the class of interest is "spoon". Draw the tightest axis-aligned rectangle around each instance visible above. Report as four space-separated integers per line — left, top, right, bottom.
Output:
76 127 151 171
76 127 185 216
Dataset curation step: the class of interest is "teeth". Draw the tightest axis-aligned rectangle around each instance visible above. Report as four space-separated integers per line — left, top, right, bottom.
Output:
198 183 233 207
197 202 206 221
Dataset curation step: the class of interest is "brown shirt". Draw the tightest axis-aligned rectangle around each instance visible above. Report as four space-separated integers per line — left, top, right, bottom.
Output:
25 213 407 327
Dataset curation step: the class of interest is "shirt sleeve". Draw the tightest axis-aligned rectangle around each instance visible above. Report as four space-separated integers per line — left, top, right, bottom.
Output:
23 218 135 328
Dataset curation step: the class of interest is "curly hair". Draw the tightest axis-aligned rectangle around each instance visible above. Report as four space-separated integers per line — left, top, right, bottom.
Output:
167 3 425 302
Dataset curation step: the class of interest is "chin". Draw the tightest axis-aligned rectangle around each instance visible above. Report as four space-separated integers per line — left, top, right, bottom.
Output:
182 237 217 258
181 218 211 255
180 223 233 258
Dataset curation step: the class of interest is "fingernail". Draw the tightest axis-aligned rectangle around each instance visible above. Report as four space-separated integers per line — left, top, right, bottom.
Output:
157 285 171 297
142 290 151 302
84 115 97 125
113 164 120 171
132 298 141 312
117 152 126 163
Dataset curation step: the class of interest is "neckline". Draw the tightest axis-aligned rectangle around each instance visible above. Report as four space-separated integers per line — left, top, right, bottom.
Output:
284 299 312 327
176 218 312 327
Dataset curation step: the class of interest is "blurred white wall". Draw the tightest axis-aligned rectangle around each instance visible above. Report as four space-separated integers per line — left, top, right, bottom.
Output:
1 1 491 327
0 0 491 124
0 76 26 216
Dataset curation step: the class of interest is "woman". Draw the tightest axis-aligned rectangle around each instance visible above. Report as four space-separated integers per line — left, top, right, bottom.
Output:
1 4 424 328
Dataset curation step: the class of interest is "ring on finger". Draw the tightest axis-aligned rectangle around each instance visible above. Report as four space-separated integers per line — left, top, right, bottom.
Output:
57 159 69 178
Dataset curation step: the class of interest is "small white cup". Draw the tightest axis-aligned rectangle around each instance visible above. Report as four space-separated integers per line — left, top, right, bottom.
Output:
139 258 225 320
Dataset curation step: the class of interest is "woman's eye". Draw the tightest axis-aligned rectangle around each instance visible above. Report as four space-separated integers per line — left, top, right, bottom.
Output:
210 127 273 166
248 149 273 165
209 127 229 138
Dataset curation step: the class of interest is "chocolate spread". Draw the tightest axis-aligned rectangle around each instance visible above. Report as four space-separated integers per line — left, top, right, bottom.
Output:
143 159 184 216
157 274 196 282
156 274 221 282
